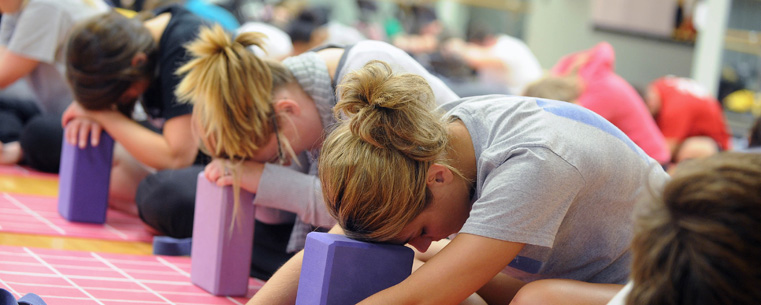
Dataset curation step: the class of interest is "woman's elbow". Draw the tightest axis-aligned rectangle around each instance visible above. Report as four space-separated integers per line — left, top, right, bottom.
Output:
164 151 199 170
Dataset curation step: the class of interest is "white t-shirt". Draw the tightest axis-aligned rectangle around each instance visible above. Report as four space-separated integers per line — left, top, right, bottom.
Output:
477 34 543 95
0 0 109 114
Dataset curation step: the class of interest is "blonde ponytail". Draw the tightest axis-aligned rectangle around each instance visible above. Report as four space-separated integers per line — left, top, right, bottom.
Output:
175 25 290 230
176 25 275 160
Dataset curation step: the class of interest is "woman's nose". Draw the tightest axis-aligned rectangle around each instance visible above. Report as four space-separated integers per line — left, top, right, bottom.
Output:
407 236 433 253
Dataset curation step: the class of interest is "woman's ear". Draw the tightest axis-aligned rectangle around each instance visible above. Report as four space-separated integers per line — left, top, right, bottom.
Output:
426 164 454 187
273 99 301 116
131 52 147 67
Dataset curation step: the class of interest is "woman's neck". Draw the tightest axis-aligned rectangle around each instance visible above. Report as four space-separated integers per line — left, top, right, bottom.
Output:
447 120 477 183
273 83 324 151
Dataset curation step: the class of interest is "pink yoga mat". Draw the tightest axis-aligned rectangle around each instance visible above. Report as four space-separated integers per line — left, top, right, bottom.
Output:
0 192 153 243
0 165 58 180
0 245 262 304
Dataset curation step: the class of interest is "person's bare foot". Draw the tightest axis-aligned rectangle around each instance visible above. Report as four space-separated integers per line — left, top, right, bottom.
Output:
0 141 23 165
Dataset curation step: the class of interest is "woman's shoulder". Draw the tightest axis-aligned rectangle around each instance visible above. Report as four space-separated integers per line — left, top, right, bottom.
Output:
160 4 207 39
157 6 208 53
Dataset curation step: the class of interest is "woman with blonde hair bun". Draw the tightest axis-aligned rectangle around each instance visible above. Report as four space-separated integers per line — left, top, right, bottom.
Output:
137 26 459 279
251 60 670 304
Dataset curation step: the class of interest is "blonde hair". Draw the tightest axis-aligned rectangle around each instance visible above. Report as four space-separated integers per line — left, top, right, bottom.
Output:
175 25 296 227
319 60 462 242
176 25 295 161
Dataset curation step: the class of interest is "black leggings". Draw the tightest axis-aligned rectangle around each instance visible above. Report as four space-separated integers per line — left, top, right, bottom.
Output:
135 165 295 280
0 96 42 143
19 115 63 173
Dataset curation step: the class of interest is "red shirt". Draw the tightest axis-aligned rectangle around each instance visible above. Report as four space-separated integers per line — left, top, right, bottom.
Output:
651 76 731 150
552 42 671 164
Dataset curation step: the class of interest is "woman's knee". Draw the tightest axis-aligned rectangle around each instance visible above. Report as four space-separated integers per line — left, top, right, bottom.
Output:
510 279 560 305
19 115 63 173
135 166 203 237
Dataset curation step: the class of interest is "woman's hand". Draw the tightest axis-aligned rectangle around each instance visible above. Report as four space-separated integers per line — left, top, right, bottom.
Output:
61 101 89 127
64 117 103 148
62 101 111 148
204 159 266 193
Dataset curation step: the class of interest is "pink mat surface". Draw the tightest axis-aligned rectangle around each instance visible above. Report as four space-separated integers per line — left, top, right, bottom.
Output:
0 165 58 180
0 192 154 243
0 245 262 304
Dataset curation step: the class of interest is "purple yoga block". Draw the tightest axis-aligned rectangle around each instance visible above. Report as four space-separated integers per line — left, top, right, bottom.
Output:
190 173 255 296
295 232 414 305
57 131 114 224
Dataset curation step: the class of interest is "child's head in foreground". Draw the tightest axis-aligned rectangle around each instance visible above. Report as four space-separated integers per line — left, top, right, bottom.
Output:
629 152 761 305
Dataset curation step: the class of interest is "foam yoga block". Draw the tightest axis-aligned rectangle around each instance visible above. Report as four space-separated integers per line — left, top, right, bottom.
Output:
295 232 414 305
190 173 255 296
57 131 114 224
152 236 192 256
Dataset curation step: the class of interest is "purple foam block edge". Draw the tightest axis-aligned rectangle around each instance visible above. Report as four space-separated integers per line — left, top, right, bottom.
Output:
295 232 414 305
190 172 255 296
57 131 114 224
152 236 192 256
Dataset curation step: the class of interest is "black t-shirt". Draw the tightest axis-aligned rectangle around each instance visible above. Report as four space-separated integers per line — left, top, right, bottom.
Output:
141 5 207 121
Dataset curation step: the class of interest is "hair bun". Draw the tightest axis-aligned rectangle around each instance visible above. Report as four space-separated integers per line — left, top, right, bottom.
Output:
185 25 268 60
335 60 444 161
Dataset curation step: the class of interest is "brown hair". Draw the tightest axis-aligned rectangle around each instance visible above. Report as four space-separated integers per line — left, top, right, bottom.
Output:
628 152 761 305
319 60 463 242
66 11 158 112
522 74 581 103
175 24 296 161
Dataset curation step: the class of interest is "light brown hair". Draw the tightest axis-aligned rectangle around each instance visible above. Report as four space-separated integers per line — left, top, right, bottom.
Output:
522 74 581 103
319 60 462 242
628 152 761 305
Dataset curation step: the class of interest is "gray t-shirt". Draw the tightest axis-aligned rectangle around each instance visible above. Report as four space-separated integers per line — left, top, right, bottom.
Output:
254 42 461 251
444 96 669 284
0 0 109 114
336 40 460 106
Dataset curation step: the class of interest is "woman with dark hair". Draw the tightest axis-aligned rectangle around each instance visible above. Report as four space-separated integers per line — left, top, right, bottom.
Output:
52 5 207 215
